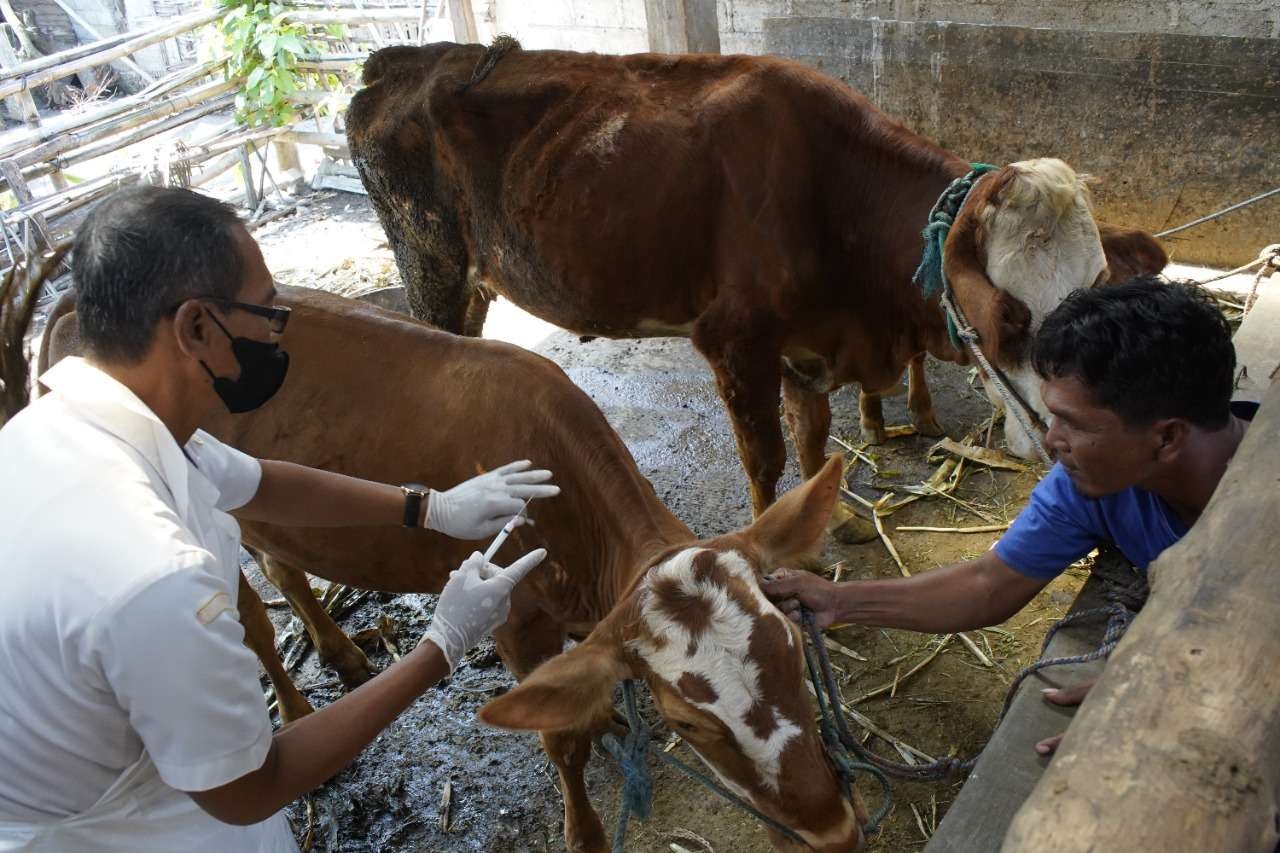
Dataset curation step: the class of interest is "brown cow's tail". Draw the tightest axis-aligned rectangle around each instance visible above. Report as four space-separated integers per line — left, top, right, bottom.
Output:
1 245 70 425
469 34 521 87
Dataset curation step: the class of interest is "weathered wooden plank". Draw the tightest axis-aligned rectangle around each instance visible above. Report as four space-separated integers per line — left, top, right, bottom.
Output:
925 553 1131 853
1002 381 1280 852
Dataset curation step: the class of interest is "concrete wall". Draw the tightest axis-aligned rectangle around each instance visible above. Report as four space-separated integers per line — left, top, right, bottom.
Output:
497 1 1280 57
722 0 1279 55
494 0 648 53
766 17 1279 267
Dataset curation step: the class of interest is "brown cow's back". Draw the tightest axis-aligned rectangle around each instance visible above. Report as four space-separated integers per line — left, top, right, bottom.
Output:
348 43 963 359
47 287 693 626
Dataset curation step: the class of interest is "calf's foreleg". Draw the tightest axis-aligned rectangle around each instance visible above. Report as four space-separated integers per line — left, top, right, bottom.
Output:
237 571 313 723
256 552 377 688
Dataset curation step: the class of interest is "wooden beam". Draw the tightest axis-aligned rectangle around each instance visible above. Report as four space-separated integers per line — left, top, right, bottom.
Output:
644 0 720 54
1002 381 1280 851
447 0 478 44
0 9 217 102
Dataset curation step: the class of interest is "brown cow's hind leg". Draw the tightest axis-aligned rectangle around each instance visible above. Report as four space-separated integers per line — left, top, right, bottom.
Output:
238 572 313 723
257 553 377 688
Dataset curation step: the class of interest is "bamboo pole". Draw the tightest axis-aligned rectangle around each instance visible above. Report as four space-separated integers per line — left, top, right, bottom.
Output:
0 21 137 81
54 93 236 171
282 8 421 25
13 78 236 169
0 61 224 163
49 0 154 85
0 9 218 102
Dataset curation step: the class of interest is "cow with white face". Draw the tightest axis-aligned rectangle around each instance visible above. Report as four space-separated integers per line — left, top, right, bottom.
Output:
938 158 1110 459
481 456 868 853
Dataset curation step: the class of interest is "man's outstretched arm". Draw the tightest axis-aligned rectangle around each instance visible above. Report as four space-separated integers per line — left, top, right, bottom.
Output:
763 550 1049 634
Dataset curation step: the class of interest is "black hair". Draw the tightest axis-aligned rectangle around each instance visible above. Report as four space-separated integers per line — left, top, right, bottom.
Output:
73 186 246 363
1032 276 1234 430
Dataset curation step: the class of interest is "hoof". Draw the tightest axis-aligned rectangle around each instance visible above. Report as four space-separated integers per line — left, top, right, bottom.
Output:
831 505 878 545
860 424 887 445
328 646 378 689
277 693 315 725
913 412 946 438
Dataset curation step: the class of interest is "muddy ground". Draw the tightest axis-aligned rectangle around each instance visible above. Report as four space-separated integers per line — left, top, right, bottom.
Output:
234 191 1084 853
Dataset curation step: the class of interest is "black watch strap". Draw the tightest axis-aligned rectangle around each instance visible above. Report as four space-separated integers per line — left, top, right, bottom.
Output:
401 483 427 528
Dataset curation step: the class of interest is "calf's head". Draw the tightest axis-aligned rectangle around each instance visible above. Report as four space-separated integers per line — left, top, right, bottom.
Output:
944 158 1108 459
480 455 866 851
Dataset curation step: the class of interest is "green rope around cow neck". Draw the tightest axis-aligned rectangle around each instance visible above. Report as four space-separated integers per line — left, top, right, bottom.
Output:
911 162 998 349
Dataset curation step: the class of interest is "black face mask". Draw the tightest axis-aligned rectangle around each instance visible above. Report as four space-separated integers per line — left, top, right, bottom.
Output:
198 310 289 414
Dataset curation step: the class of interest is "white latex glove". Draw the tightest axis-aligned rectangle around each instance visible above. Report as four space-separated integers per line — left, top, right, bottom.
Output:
425 460 559 540
423 548 548 672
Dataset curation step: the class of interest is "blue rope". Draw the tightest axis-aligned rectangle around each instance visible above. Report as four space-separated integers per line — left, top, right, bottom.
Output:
601 681 816 852
597 682 653 852
911 163 998 349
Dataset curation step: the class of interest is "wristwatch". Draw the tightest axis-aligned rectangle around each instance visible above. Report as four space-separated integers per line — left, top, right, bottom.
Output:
401 483 429 528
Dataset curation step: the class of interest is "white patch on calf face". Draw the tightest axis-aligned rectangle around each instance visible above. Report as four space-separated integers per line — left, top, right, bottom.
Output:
978 158 1107 457
632 548 800 793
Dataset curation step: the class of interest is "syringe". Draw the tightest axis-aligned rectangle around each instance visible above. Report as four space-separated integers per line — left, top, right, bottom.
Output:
482 498 533 563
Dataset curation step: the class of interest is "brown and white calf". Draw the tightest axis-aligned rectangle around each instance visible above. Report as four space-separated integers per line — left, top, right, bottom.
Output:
39 287 866 852
346 42 1166 539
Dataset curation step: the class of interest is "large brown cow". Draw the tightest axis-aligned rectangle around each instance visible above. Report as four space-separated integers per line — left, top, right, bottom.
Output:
37 287 868 853
346 42 1164 541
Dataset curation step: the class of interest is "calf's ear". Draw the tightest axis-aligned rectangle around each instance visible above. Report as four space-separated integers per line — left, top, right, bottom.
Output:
479 632 629 732
740 454 844 568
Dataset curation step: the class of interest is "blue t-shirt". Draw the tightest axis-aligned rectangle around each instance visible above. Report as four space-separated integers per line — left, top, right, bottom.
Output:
996 401 1258 580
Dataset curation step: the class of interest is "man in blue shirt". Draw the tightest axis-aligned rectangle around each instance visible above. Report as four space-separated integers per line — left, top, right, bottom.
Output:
764 278 1254 755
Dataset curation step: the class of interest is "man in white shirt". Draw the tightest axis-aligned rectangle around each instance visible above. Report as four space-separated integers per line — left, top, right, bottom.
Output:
0 186 559 851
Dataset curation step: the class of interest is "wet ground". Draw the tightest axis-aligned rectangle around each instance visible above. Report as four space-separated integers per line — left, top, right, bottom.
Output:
238 192 1085 852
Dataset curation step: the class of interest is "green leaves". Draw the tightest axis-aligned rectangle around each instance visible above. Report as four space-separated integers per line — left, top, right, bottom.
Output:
215 0 345 127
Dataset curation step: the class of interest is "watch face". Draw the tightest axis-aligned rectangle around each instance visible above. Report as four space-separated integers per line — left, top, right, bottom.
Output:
403 482 428 496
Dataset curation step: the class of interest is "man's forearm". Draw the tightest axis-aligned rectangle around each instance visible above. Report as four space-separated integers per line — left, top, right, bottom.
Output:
836 558 1043 634
191 639 450 824
234 459 411 528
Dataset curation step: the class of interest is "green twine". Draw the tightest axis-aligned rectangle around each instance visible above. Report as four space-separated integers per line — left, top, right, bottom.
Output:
911 163 998 349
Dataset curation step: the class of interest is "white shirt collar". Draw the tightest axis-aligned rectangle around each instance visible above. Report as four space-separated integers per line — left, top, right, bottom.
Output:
39 357 220 520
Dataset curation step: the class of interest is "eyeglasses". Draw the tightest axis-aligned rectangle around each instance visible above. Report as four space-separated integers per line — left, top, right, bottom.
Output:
203 297 291 334
168 295 291 334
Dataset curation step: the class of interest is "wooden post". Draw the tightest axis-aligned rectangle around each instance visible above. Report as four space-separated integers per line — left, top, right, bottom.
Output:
271 140 305 192
1002 381 1280 852
238 145 259 212
644 0 720 54
447 0 478 44
0 25 38 126
0 159 53 251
